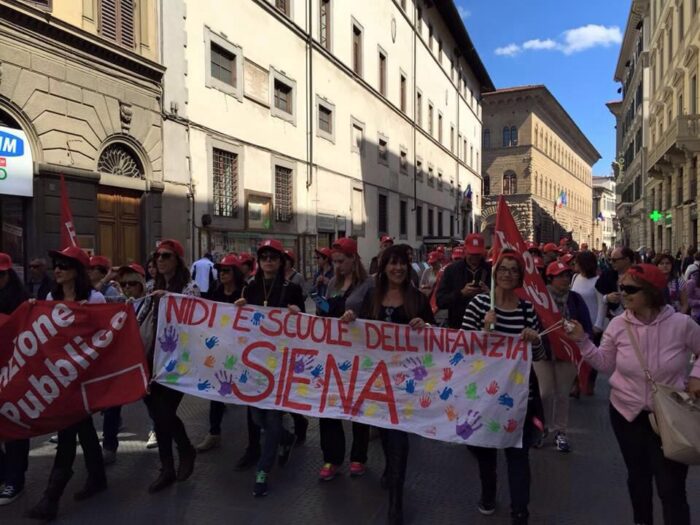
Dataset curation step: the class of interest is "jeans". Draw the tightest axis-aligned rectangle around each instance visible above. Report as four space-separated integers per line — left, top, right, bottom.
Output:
0 439 30 489
609 405 690 525
144 383 193 466
533 360 578 432
250 408 292 473
102 406 122 452
54 417 105 482
319 418 370 465
209 401 226 435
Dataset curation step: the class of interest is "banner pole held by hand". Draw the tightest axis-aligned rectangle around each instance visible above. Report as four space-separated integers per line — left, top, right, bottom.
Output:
489 271 495 331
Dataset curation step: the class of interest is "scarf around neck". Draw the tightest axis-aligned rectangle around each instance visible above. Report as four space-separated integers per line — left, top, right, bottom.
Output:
547 284 570 320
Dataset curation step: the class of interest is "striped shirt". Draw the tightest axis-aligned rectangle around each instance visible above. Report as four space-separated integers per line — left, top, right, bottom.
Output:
462 293 545 361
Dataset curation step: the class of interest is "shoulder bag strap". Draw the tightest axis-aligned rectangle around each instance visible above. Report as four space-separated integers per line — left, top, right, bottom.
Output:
624 321 657 392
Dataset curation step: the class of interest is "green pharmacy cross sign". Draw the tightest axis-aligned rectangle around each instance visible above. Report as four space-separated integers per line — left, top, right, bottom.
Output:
649 210 663 222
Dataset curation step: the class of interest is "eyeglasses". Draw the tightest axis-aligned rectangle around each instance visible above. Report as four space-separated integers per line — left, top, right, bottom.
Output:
120 281 141 287
620 284 643 295
219 267 233 274
496 267 520 275
156 252 173 260
259 253 280 262
53 261 73 271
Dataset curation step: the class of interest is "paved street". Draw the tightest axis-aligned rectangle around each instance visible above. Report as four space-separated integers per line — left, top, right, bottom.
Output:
2 379 699 525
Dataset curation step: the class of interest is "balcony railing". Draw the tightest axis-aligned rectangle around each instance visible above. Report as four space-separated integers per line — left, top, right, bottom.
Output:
648 114 700 169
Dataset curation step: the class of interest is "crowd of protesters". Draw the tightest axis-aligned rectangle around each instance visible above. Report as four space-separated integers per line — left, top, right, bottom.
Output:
0 232 699 525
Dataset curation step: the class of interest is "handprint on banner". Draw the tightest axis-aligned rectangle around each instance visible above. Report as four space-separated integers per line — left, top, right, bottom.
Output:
419 393 432 408
197 379 211 391
498 393 514 408
449 352 464 366
176 361 189 375
361 356 374 370
404 358 428 381
312 376 324 389
465 382 479 400
219 314 231 327
253 373 267 387
424 377 438 393
251 312 265 326
181 350 191 363
339 360 352 372
215 371 234 396
204 355 216 368
509 369 525 385
485 380 500 396
266 355 278 371
239 370 249 384
294 356 315 374
422 354 434 368
296 383 309 397
391 354 403 366
470 359 486 375
179 332 189 346
424 426 437 437
164 359 177 373
405 379 416 394
237 336 248 345
456 410 483 440
439 386 453 401
158 326 179 354
374 376 385 389
393 372 407 386
365 404 378 417
205 336 219 349
165 373 179 384
402 402 415 419
311 364 324 378
328 394 339 407
442 367 454 381
503 419 518 433
444 405 457 421
487 420 501 433
224 355 237 370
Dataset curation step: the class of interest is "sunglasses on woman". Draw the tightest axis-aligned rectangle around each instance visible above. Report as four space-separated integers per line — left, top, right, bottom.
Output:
219 267 233 274
619 284 643 295
53 261 74 271
259 253 280 262
156 252 173 260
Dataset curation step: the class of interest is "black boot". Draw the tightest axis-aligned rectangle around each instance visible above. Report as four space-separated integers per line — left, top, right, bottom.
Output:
176 446 196 482
74 475 107 501
148 459 176 493
387 485 404 525
26 468 73 520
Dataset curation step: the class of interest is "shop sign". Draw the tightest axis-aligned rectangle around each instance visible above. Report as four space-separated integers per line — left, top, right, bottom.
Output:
0 126 33 197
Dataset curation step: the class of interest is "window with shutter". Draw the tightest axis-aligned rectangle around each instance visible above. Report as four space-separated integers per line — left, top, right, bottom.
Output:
100 0 135 49
213 149 239 217
274 166 294 222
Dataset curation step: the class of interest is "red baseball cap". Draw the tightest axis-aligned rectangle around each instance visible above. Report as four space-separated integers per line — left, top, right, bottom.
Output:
525 241 537 251
627 264 667 291
428 251 441 264
157 239 185 258
0 252 12 271
451 247 464 260
315 247 333 259
546 261 572 277
543 243 560 254
332 237 358 257
380 235 394 245
464 233 486 255
436 246 446 253
580 243 589 250
238 252 255 264
560 253 575 265
533 256 545 269
284 249 296 263
117 263 146 277
215 254 240 269
49 246 90 268
257 239 285 256
89 255 111 269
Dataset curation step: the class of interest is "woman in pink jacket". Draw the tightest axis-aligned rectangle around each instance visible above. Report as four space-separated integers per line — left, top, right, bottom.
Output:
569 264 700 525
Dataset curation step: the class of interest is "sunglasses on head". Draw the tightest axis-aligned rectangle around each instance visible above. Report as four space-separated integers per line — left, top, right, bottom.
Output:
259 253 280 262
620 284 643 295
53 261 74 271
121 281 141 287
156 252 174 260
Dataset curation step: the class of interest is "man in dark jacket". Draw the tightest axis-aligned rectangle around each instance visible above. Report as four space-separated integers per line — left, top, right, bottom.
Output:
25 258 52 299
595 246 634 318
436 233 491 329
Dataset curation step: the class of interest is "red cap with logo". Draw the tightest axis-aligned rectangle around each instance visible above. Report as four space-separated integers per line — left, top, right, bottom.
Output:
561 253 575 265
0 252 12 271
238 252 255 264
284 249 296 263
117 263 146 277
546 261 572 277
543 242 560 254
89 255 111 269
332 237 358 257
215 254 240 269
451 247 464 260
627 263 667 291
428 251 441 264
157 239 185 258
533 256 545 269
380 235 394 245
464 233 486 256
315 247 333 259
49 246 90 268
257 239 285 256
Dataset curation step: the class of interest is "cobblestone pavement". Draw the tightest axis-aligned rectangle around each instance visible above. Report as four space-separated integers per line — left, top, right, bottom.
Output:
2 380 699 525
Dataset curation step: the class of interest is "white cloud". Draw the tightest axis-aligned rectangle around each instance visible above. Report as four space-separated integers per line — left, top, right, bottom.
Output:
494 44 521 57
495 24 622 58
457 5 471 20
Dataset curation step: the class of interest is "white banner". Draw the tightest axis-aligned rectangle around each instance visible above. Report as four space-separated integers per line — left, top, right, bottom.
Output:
153 294 533 448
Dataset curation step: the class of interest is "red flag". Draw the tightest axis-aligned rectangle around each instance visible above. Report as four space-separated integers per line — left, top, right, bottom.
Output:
492 196 590 386
60 175 79 249
429 266 445 314
0 301 148 440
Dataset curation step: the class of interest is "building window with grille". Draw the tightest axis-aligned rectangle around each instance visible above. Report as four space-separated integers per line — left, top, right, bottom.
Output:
416 91 423 127
503 171 517 195
319 0 331 50
100 0 135 49
213 148 239 217
378 50 387 96
416 205 423 237
378 193 388 234
271 70 296 123
400 73 407 112
275 0 290 17
274 165 294 222
274 80 292 114
502 126 511 147
510 126 518 146
400 200 407 236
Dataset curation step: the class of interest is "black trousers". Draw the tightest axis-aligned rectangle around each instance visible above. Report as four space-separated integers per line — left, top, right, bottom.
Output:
319 418 370 465
380 429 408 489
54 417 105 482
467 443 531 515
609 405 690 525
145 383 193 466
0 439 30 489
209 401 226 435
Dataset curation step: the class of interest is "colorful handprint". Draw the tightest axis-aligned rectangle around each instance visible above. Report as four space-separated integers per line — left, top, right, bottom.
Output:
487 419 500 433
251 312 265 326
422 354 434 368
444 405 457 421
224 355 237 370
402 402 414 419
204 355 216 368
165 373 179 384
449 352 464 366
197 379 211 391
439 386 453 401
485 380 500 396
219 314 231 327
158 326 179 354
442 367 453 381
215 371 234 396
311 364 324 378
205 336 219 349
498 393 514 408
456 410 483 440
503 419 518 433
365 403 378 417
328 394 339 407
176 361 189 375
296 383 309 397
404 357 428 381
393 372 407 386
424 376 438 393
164 359 177 373
405 379 416 394
266 355 278 371
510 369 525 385
470 359 486 375
181 350 190 363
465 382 479 400
239 370 249 384
419 393 432 408
179 332 189 346
294 356 314 374
339 360 352 372
361 356 374 370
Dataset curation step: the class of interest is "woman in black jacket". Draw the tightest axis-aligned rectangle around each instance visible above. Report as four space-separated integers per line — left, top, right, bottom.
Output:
0 253 30 506
234 239 305 497
341 244 435 525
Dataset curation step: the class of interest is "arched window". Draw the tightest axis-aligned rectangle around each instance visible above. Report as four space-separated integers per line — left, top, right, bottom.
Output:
503 171 517 195
483 174 491 196
98 143 144 178
502 126 511 147
510 126 518 146
483 129 491 149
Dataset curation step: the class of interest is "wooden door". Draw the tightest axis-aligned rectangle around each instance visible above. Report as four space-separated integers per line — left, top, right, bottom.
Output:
97 187 142 265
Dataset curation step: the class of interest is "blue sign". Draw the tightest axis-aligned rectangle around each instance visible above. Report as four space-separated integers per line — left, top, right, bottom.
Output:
0 130 24 157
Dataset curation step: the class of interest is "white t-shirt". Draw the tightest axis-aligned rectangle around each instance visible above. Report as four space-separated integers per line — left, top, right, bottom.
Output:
571 274 606 331
46 289 106 304
191 258 217 293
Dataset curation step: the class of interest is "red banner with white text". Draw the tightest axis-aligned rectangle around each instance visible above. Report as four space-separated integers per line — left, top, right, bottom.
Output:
492 196 590 385
0 301 149 440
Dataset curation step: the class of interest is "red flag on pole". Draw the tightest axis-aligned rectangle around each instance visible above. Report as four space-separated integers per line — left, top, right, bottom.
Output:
60 175 79 249
491 195 590 387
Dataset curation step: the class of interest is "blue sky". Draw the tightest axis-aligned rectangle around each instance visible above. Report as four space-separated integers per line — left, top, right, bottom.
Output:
458 0 630 176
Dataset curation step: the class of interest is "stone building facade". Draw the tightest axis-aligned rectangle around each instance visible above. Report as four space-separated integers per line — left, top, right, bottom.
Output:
480 85 600 247
0 0 165 275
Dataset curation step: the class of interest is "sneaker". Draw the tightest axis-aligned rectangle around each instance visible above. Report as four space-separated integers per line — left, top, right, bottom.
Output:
278 433 297 467
0 484 23 506
103 449 117 465
554 432 571 453
146 431 158 449
196 434 221 452
478 500 496 516
235 449 260 471
349 462 366 477
319 463 338 481
253 470 268 497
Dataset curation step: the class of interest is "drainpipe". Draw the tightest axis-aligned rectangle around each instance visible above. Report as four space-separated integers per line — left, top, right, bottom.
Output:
411 3 417 212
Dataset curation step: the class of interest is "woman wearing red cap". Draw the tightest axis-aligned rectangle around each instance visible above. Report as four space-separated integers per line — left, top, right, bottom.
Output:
316 238 372 481
0 253 30 507
419 251 442 297
570 263 700 525
27 247 107 520
341 244 435 525
139 239 199 494
196 255 245 453
312 247 334 300
233 239 305 497
461 249 544 525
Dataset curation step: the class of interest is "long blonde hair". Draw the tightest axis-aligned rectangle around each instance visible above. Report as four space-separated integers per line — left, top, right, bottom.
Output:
331 253 368 293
